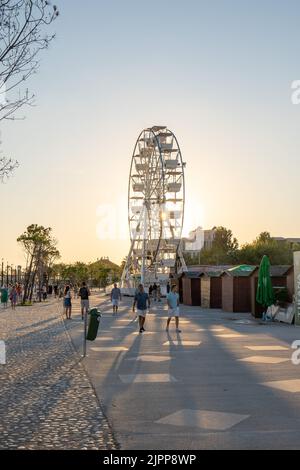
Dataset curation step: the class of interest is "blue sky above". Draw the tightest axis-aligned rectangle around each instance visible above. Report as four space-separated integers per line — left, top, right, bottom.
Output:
2 0 300 265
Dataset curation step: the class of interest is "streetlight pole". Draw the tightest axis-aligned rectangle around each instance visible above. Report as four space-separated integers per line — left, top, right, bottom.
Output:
83 314 87 357
1 259 3 286
6 262 8 285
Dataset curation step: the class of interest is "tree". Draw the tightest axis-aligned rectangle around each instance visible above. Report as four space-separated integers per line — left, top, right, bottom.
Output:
91 266 110 288
212 226 238 253
120 257 127 273
72 262 89 284
238 236 300 265
17 224 60 302
183 251 201 266
255 232 271 243
199 227 239 265
51 258 122 288
0 0 59 122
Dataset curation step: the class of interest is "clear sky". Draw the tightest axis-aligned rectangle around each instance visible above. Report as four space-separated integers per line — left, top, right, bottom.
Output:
2 0 300 267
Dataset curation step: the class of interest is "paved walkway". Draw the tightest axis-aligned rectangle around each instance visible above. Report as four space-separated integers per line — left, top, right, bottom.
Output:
66 295 300 450
3 294 300 450
0 296 117 450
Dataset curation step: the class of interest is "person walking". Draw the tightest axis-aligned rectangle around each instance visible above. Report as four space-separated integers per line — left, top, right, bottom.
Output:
166 284 181 333
149 284 153 299
79 282 90 320
16 284 22 304
64 285 72 320
111 283 122 315
59 286 63 298
54 284 58 298
7 284 12 302
133 284 150 334
152 282 157 301
10 285 17 310
157 284 161 302
42 285 47 301
1 285 8 309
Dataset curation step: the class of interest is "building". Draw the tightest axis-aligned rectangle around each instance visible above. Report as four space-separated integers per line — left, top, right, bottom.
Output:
183 227 204 252
221 265 256 313
272 237 300 247
177 265 232 306
201 271 223 309
182 227 216 256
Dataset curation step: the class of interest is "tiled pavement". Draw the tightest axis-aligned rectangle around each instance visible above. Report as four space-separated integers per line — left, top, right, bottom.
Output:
0 295 117 450
3 292 300 449
66 295 300 450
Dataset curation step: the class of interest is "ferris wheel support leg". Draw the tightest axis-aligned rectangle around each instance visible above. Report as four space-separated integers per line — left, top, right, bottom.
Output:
141 203 148 285
121 238 136 286
121 205 146 287
178 244 188 273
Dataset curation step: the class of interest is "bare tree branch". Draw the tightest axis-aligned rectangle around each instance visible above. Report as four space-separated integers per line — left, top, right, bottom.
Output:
0 0 59 122
0 156 19 180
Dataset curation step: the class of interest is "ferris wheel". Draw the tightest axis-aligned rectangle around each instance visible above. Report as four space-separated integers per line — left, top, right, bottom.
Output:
121 125 186 287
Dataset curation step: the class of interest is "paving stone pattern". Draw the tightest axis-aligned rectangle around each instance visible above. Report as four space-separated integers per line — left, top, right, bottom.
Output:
0 299 117 450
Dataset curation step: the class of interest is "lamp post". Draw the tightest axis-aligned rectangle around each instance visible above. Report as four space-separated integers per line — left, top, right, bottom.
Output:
6 262 8 285
1 259 3 286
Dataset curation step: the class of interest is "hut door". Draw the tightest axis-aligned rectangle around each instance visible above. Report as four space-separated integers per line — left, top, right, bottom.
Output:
191 278 201 306
210 278 222 309
179 277 183 303
182 278 192 305
234 278 251 312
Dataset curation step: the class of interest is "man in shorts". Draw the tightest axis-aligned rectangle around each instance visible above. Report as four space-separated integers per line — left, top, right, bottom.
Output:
111 283 122 315
132 284 150 334
79 282 90 320
166 284 181 333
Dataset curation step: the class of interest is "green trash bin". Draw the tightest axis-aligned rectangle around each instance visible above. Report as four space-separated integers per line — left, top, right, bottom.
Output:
86 308 102 341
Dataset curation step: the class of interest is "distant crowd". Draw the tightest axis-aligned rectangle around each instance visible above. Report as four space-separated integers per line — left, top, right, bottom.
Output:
0 281 92 312
0 284 23 310
1 283 53 310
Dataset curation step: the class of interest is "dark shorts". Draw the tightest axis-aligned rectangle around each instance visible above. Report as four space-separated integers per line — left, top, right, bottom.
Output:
64 298 71 308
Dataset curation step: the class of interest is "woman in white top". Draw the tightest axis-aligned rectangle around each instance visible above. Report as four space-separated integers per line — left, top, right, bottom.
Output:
64 285 72 320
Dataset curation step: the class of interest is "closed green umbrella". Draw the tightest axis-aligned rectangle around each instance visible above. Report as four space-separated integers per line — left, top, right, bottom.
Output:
256 255 275 319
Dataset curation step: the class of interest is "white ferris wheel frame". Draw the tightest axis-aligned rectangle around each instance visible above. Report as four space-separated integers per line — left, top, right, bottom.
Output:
122 126 186 287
